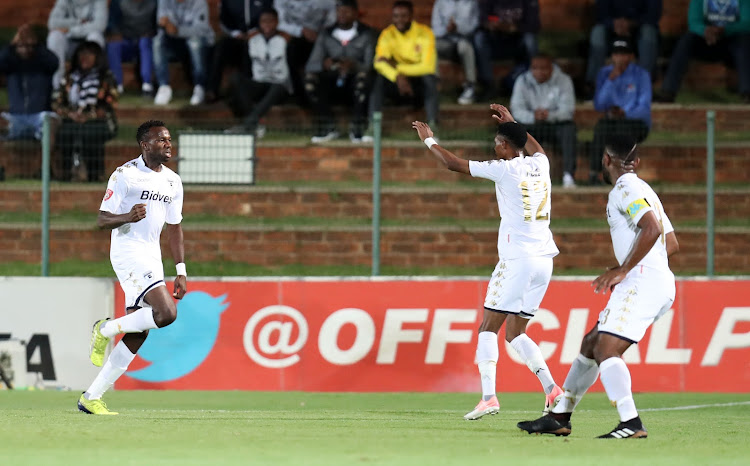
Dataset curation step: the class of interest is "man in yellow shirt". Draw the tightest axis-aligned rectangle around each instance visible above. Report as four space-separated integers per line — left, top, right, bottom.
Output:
370 0 439 126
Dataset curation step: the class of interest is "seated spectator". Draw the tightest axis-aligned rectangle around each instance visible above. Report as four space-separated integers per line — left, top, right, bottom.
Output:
370 1 439 128
474 0 540 97
53 41 118 182
305 0 375 143
206 0 274 103
510 53 578 187
106 0 157 96
585 0 661 96
153 0 215 106
657 0 750 103
432 0 479 105
590 39 650 185
224 8 290 137
276 0 337 105
0 24 59 141
47 0 108 89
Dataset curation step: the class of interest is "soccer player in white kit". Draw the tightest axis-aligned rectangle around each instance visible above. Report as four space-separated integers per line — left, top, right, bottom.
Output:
413 104 563 421
517 134 680 438
77 120 187 415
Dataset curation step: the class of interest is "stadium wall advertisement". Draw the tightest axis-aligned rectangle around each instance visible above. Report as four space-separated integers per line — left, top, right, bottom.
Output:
113 278 750 393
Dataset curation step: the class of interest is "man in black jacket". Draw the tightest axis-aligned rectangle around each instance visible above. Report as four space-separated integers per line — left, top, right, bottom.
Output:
305 0 375 143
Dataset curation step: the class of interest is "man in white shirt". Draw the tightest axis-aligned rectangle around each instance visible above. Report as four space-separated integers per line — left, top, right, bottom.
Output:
412 104 563 420
517 134 679 438
78 120 187 415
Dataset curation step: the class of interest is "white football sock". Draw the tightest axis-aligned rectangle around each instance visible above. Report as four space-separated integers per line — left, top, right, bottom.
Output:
476 331 499 401
100 307 157 338
553 353 600 414
84 341 136 400
599 357 639 422
509 333 556 394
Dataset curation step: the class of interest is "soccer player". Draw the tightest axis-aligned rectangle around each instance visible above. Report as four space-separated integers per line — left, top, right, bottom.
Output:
77 120 187 415
517 135 679 438
412 104 563 421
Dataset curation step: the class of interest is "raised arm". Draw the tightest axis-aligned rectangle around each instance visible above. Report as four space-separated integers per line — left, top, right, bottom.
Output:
490 104 545 155
412 121 470 174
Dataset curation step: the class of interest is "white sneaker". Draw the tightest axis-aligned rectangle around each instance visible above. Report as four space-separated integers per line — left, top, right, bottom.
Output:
255 124 266 139
141 82 154 95
350 132 373 143
311 130 339 144
562 172 577 188
457 85 475 105
190 85 205 105
154 85 172 105
116 84 124 94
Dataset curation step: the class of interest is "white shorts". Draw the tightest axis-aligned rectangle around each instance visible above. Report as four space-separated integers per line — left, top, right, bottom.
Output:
483 256 553 319
598 266 676 343
112 255 166 310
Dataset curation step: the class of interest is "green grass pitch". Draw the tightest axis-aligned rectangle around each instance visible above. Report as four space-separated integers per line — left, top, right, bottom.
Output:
1 391 748 465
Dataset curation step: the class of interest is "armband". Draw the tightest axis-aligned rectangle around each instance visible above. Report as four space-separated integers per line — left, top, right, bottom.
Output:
175 263 187 277
424 137 438 149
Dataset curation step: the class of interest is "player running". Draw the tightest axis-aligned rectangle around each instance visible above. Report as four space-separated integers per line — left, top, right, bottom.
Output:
517 135 679 438
412 104 563 420
77 120 187 415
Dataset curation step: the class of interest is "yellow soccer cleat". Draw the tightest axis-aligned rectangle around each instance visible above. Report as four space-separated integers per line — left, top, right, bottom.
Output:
77 393 118 415
89 318 110 367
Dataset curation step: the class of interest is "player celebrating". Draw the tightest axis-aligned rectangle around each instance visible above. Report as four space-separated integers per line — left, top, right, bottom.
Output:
412 104 563 421
77 120 187 415
517 135 679 438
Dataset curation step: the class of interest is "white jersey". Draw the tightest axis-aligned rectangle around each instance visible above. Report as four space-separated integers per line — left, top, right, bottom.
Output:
99 155 184 261
469 153 559 260
606 173 673 272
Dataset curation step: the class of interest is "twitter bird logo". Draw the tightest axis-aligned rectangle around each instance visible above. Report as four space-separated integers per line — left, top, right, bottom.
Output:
126 292 228 382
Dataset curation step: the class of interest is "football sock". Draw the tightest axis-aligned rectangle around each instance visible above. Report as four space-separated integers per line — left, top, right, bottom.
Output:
553 353 600 414
84 341 136 400
509 333 556 394
599 357 639 422
100 307 157 338
476 331 499 401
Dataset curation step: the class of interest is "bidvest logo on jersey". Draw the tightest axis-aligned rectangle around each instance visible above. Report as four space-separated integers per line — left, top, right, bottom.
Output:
140 190 173 203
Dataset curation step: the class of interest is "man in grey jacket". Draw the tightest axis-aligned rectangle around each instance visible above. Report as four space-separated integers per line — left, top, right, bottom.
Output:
47 0 108 89
152 0 215 106
510 54 578 187
431 0 479 105
305 0 375 143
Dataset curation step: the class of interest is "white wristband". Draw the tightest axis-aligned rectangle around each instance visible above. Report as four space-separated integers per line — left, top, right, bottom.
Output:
424 137 437 149
175 263 187 277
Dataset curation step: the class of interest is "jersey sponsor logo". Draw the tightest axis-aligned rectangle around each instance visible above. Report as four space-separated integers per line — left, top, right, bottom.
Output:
103 189 113 201
140 190 173 203
626 198 649 218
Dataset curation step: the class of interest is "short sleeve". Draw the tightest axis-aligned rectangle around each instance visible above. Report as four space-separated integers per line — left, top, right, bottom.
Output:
661 209 675 235
99 171 128 213
166 177 183 224
469 159 508 182
615 181 653 226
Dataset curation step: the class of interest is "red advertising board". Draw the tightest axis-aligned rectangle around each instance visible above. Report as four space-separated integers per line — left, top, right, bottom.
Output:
114 279 750 392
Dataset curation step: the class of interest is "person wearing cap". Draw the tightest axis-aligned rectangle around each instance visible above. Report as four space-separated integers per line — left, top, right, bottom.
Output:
590 38 651 185
656 0 750 103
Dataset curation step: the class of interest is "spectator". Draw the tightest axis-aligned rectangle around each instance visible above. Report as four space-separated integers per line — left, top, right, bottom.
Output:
206 0 275 103
590 39 650 185
656 0 750 103
585 0 661 97
106 0 157 96
510 53 578 187
474 0 540 97
47 0 108 89
0 25 59 141
432 0 480 105
370 1 439 128
305 0 375 143
53 41 118 182
153 0 215 106
224 8 290 137
276 0 337 105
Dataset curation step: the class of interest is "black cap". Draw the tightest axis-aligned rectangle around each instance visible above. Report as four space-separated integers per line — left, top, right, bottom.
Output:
612 38 633 54
337 0 358 8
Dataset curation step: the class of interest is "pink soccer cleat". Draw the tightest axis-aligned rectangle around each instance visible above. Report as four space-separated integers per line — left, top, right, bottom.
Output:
464 396 500 420
543 385 564 414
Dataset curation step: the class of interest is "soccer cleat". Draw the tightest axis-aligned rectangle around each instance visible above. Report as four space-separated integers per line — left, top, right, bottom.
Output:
78 393 118 415
597 417 648 439
464 396 500 420
517 413 572 436
543 384 565 414
89 318 110 367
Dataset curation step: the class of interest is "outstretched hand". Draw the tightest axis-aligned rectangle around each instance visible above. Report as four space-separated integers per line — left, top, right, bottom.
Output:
490 103 514 124
412 121 433 141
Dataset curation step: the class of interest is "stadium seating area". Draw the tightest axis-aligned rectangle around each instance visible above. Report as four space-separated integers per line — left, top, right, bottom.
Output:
0 0 748 275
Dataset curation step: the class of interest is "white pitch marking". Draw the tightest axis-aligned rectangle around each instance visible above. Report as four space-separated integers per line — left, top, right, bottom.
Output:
640 401 750 412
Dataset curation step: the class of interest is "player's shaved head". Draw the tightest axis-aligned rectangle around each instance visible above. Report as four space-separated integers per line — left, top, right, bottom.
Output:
605 134 638 163
496 122 528 151
136 120 167 143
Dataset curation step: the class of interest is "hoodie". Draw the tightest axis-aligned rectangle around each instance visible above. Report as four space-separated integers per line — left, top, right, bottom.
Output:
431 0 480 37
48 0 108 38
276 0 336 38
510 64 575 125
157 0 215 42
